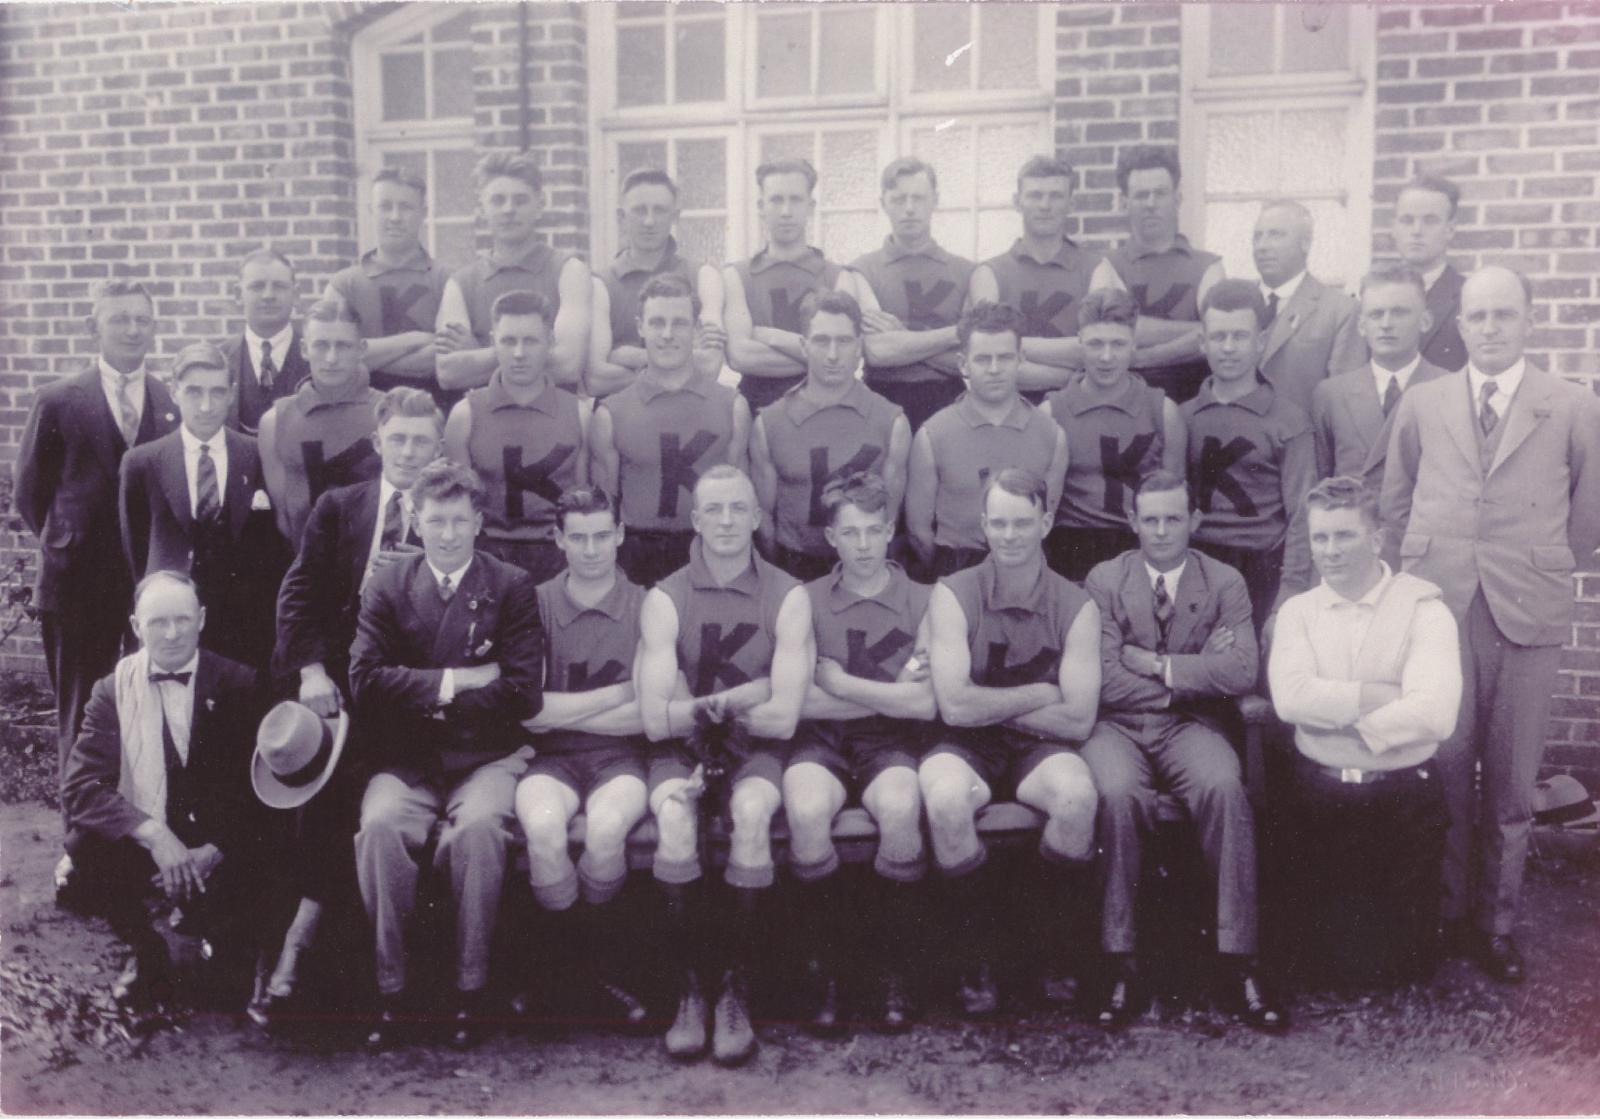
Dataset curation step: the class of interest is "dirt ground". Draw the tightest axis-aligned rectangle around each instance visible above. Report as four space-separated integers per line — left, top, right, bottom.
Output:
3 800 1599 1115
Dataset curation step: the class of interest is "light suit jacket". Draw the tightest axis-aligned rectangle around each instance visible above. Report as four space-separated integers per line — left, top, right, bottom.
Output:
1258 273 1367 416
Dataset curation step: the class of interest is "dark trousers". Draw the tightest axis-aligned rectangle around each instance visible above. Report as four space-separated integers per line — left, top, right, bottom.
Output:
617 529 694 588
1045 526 1139 585
1191 539 1283 637
42 607 127 802
863 375 964 434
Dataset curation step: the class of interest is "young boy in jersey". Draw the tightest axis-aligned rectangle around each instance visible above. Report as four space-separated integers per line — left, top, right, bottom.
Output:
514 486 650 1027
749 289 910 582
636 465 812 1065
906 302 1066 579
444 291 586 585
787 471 936 1034
1045 287 1187 582
590 272 750 587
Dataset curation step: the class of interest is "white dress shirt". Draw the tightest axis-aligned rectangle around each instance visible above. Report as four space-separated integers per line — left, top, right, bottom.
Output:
179 426 228 517
244 323 295 385
1467 358 1526 425
1260 270 1307 313
150 651 200 764
427 556 474 705
364 477 411 577
1420 261 1447 293
98 357 147 433
1373 353 1422 399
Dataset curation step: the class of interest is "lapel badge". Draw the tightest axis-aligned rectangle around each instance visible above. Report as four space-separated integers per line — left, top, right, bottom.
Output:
474 639 494 657
205 697 215 711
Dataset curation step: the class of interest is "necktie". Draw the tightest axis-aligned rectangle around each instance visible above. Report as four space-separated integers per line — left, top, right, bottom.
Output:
439 573 455 603
1263 292 1279 328
195 444 221 523
1479 379 1499 436
1382 376 1401 418
258 339 277 390
380 490 407 551
1153 573 1174 655
116 374 140 446
150 671 193 686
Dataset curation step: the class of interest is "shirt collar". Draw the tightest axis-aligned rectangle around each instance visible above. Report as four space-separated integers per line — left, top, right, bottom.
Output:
486 239 550 277
612 237 683 280
549 571 631 626
1421 261 1448 291
179 426 224 456
881 236 953 265
978 554 1051 612
955 391 1033 431
428 556 472 590
1373 354 1423 394
299 372 373 412
824 561 912 614
150 652 200 682
1194 374 1274 416
484 371 560 415
1144 559 1186 592
780 377 873 425
1314 561 1392 609
1122 232 1197 262
1468 358 1526 406
377 475 410 518
748 244 828 277
686 538 762 597
1059 373 1141 416
98 357 146 386
1008 237 1084 268
359 244 433 278
1261 270 1307 305
635 369 709 404
244 323 295 358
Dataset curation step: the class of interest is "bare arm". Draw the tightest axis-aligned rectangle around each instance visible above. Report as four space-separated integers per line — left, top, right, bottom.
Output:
904 427 937 563
637 588 691 741
441 399 472 469
1004 600 1101 741
1160 397 1187 473
525 680 637 733
809 611 936 721
548 256 592 390
1044 425 1068 524
587 404 619 496
734 586 814 740
693 263 728 379
257 408 295 541
749 415 778 551
724 265 806 379
927 583 1059 727
587 277 644 399
435 278 499 391
882 414 912 522
728 393 752 475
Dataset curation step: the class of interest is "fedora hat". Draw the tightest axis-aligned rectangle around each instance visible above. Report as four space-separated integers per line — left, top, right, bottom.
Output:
252 701 348 810
1533 774 1593 826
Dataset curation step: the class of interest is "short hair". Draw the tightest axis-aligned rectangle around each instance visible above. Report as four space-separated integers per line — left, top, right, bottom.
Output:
134 569 199 611
1016 155 1076 192
982 467 1049 515
1305 475 1380 529
1077 286 1139 331
1398 174 1460 219
304 297 360 326
798 289 863 337
821 471 891 526
555 485 621 532
1115 144 1182 195
1358 263 1428 302
636 271 701 319
1258 198 1314 241
372 167 427 199
957 301 1026 352
1463 265 1536 309
880 156 938 195
491 290 553 328
621 168 678 200
170 341 229 382
1131 469 1196 514
238 247 296 280
1200 278 1269 328
692 463 753 507
93 278 155 313
754 157 818 194
373 386 444 434
411 460 486 513
474 150 543 194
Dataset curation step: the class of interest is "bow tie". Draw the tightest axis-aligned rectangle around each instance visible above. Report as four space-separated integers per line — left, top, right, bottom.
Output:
149 671 192 686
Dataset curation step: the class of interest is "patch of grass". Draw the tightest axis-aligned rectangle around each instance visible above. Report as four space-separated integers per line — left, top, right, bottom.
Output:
0 672 57 808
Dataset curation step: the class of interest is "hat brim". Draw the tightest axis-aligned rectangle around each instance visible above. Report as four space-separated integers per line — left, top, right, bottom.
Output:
252 708 349 810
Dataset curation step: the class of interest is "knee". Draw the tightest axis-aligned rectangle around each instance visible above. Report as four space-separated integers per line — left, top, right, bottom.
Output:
729 785 778 841
520 808 570 855
785 785 837 840
867 780 921 835
653 797 697 850
356 801 409 847
584 804 640 851
1190 765 1246 814
441 807 509 855
1048 776 1099 829
923 778 976 836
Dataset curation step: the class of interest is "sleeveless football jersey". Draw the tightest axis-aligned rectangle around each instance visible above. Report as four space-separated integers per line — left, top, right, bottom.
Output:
658 540 799 698
465 374 583 542
452 240 575 347
327 246 451 390
852 238 974 387
731 245 844 412
942 555 1091 688
805 561 929 739
1106 234 1221 403
923 394 1058 550
272 376 382 524
1047 374 1168 530
601 372 738 533
984 238 1102 342
602 238 700 351
536 570 647 752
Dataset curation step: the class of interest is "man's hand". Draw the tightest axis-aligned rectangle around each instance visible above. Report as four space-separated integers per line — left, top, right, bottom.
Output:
862 309 905 334
1204 627 1237 654
1120 645 1164 679
897 651 930 684
144 826 205 901
191 843 223 884
434 322 473 355
453 663 502 693
695 322 728 354
298 665 341 717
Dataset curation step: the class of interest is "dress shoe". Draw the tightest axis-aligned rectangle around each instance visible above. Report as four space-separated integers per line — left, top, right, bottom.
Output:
1475 933 1525 984
246 990 296 1033
1437 917 1473 958
447 990 488 1050
806 973 844 1038
712 969 757 1066
364 993 409 1052
1093 964 1144 1030
1224 968 1288 1033
664 973 709 1061
957 962 999 1017
879 972 914 1034
54 853 91 914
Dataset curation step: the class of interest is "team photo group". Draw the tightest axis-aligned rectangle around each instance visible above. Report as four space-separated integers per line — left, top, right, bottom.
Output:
18 135 1600 1066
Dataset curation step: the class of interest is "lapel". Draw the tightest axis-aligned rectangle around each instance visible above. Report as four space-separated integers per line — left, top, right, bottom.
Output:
1488 365 1552 476
1165 553 1208 654
1438 370 1481 474
223 429 256 540
347 481 383 587
1343 366 1386 458
188 650 220 766
1365 359 1450 475
138 378 176 444
428 557 492 666
158 433 194 530
225 336 249 429
1421 265 1461 355
75 366 124 478
1118 554 1159 651
404 556 447 656
281 326 309 392
1261 275 1320 367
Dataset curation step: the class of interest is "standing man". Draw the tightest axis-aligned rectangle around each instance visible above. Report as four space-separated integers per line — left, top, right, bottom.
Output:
220 249 308 436
906 302 1067 579
723 158 848 413
636 465 811 1066
750 290 910 582
1383 266 1600 983
589 168 725 398
920 469 1101 1015
324 168 453 403
435 151 591 393
1251 200 1366 414
590 272 750 587
1082 470 1281 1032
444 291 586 586
1391 175 1467 373
350 462 545 1050
851 157 975 432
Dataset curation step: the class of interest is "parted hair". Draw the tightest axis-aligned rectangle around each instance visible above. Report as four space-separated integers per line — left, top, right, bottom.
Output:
692 463 753 507
1305 474 1380 529
1359 263 1428 302
621 168 678 199
982 467 1049 515
491 290 553 327
798 289 863 336
754 157 818 194
304 297 360 326
880 156 938 194
238 247 296 280
372 167 427 198
474 150 543 194
1399 174 1460 219
1016 155 1076 192
636 270 701 319
556 485 621 531
1078 286 1140 331
957 301 1026 351
1132 468 1197 514
412 460 486 513
1115 144 1181 194
821 471 891 525
374 386 444 433
93 278 155 312
1200 278 1269 328
170 342 229 382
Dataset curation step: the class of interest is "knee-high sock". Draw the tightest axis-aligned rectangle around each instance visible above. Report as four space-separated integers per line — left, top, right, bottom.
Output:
658 877 708 981
792 869 839 972
940 858 993 965
722 882 767 975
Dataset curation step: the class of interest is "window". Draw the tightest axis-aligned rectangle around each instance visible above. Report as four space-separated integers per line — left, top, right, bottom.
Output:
352 5 478 267
591 4 1054 269
1179 3 1375 289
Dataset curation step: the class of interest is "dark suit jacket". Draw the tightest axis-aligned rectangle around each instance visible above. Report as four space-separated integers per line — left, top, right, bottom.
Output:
14 364 179 613
273 479 383 687
349 550 543 783
1258 273 1367 416
61 649 265 855
220 329 307 435
1085 548 1258 724
1420 264 1467 373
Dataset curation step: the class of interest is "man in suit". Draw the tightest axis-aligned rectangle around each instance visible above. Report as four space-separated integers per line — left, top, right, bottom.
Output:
1383 265 1600 983
1391 175 1467 373
350 461 544 1049
60 571 266 1009
1252 200 1366 415
1310 266 1450 569
221 249 308 435
119 342 277 671
1081 469 1282 1032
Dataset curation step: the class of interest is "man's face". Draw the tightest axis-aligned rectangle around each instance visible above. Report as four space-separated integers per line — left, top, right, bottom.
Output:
882 170 937 245
1123 167 1179 247
756 171 815 248
1358 281 1431 367
1392 187 1455 271
980 485 1047 567
1080 320 1135 391
479 174 541 245
1129 485 1198 569
801 309 863 390
1201 307 1264 385
238 258 296 336
415 493 481 574
493 312 551 388
1307 503 1382 596
619 182 678 256
132 580 205 672
638 294 696 373
1252 206 1310 288
174 365 235 442
89 293 156 370
373 179 426 254
373 414 441 492
824 501 892 582
556 508 623 583
303 317 367 391
1015 174 1072 241
691 474 759 559
959 329 1022 406
1459 269 1531 376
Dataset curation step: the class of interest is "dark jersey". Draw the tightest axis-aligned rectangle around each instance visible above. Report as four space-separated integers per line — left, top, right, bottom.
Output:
452 240 575 348
271 377 382 520
761 379 902 557
536 571 647 751
602 238 700 351
922 394 1058 550
805 561 929 739
731 245 843 411
852 238 974 387
943 556 1091 689
984 238 1102 342
465 374 584 541
1107 234 1220 402
601 372 738 533
658 540 799 698
327 246 451 386
1047 374 1168 530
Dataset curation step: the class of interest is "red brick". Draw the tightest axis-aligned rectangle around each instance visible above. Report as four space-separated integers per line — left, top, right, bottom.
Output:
1378 81 1448 104
1489 50 1562 74
1418 7 1484 27
1417 55 1486 78
1457 27 1526 50
1454 78 1525 99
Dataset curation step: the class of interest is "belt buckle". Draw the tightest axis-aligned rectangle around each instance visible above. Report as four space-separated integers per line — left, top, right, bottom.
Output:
1339 767 1365 785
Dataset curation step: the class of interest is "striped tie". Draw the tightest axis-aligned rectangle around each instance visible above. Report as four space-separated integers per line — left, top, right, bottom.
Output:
1153 574 1174 655
1478 380 1499 436
194 444 220 523
116 374 139 446
439 573 455 603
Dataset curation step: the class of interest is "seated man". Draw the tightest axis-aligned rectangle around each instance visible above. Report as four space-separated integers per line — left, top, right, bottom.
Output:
920 468 1100 1015
786 472 936 1034
636 465 811 1066
60 571 266 1010
514 486 650 1025
1269 476 1461 987
1081 469 1282 1031
349 462 544 1051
